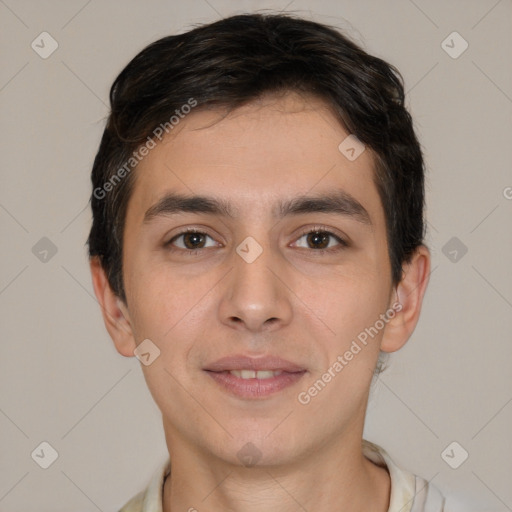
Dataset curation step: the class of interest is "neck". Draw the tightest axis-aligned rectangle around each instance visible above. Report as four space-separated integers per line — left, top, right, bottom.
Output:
162 434 390 512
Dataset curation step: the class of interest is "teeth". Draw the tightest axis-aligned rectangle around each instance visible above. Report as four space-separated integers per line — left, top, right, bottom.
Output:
229 370 283 379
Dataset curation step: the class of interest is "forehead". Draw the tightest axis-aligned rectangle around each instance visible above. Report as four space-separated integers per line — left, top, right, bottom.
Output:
127 92 385 229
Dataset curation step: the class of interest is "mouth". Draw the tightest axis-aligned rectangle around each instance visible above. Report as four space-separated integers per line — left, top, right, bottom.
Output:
224 369 284 379
203 355 307 399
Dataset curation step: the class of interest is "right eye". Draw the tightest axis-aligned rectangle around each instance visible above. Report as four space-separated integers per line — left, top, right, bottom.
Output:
165 229 219 254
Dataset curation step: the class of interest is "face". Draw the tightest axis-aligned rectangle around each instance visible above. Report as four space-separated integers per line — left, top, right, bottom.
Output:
109 92 407 467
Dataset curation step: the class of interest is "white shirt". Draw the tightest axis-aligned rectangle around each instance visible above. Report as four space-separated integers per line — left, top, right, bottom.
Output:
118 440 445 511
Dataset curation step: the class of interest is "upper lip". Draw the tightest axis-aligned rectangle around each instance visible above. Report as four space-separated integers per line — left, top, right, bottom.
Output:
204 355 306 372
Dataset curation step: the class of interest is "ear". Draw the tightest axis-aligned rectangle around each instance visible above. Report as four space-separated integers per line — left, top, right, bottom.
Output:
89 257 137 357
380 245 431 353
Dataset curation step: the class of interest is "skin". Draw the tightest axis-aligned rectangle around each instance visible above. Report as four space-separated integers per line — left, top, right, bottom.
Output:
91 91 430 512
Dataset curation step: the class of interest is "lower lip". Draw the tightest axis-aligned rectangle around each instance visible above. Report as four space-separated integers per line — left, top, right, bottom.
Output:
204 370 307 399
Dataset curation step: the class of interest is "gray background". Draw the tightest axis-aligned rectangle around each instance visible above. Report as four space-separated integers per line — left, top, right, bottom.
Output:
1 0 511 510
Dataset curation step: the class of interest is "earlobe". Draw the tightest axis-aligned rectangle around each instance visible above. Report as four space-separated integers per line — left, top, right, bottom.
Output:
380 245 431 353
89 257 137 358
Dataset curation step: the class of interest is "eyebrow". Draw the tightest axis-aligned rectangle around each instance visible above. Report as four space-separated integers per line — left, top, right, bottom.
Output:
143 190 372 226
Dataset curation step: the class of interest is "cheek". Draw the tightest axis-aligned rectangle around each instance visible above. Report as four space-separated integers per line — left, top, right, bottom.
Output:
300 266 389 340
125 262 212 345
124 262 175 336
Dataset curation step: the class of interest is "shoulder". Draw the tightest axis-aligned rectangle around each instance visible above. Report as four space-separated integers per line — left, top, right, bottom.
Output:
362 440 446 512
118 490 144 512
117 456 171 512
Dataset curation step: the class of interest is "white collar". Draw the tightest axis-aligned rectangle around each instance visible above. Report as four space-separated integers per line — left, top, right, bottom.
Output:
120 440 445 512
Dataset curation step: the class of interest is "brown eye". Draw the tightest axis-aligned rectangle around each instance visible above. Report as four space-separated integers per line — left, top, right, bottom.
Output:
306 231 330 249
294 229 347 251
166 230 217 252
182 232 206 249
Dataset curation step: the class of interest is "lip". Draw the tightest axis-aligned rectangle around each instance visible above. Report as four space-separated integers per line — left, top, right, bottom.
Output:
203 354 307 400
204 354 306 372
205 370 307 399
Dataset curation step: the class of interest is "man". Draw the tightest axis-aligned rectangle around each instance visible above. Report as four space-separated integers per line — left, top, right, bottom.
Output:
88 12 443 511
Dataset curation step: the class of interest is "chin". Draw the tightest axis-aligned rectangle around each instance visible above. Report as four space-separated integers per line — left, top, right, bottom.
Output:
208 430 301 469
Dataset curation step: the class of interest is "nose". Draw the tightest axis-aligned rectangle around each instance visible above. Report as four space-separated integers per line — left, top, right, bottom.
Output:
218 238 293 333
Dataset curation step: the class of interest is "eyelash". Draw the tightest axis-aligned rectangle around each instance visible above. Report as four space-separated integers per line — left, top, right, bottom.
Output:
164 225 348 256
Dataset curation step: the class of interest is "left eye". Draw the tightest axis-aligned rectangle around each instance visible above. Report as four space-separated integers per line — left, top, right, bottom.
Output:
293 230 347 251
